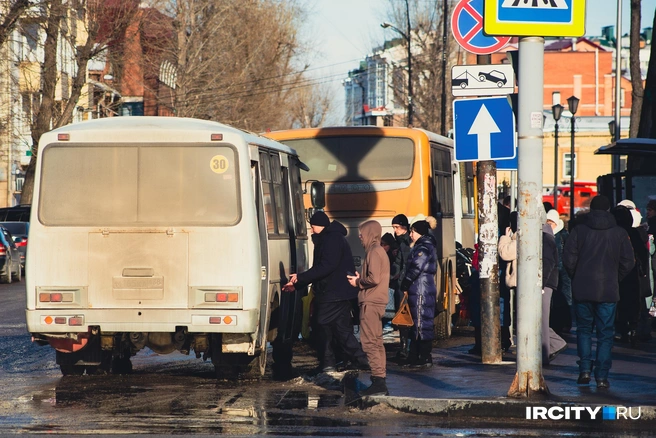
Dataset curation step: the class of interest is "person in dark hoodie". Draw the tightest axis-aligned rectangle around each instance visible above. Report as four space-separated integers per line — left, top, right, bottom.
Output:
400 220 438 368
563 195 634 389
284 211 368 372
348 220 390 396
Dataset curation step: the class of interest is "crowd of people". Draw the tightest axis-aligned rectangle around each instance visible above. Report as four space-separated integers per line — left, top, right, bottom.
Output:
283 211 440 398
491 194 656 389
283 193 656 396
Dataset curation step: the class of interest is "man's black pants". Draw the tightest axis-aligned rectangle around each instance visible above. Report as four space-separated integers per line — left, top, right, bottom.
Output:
315 299 366 367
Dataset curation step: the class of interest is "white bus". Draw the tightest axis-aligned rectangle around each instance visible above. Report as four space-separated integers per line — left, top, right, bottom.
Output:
26 117 318 378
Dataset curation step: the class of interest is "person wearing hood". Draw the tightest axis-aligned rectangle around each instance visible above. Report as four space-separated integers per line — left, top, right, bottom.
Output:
284 211 368 372
563 195 635 389
347 220 390 396
400 220 438 368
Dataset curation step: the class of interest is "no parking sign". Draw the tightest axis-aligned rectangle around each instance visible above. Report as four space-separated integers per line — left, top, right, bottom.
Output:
451 0 510 55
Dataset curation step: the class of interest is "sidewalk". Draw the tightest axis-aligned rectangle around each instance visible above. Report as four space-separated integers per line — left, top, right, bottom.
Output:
351 327 656 422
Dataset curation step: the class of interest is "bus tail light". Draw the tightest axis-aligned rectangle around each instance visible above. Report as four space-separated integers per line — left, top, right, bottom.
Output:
39 292 74 303
68 316 84 326
209 315 236 325
41 315 84 326
0 246 5 255
202 289 241 305
15 238 27 247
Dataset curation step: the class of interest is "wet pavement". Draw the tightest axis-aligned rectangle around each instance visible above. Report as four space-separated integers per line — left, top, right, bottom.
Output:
351 326 656 423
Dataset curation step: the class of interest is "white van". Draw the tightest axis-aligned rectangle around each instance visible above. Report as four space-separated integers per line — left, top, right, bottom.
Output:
26 117 318 378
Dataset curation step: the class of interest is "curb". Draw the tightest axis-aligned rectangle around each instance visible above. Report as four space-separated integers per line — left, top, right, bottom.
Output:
362 396 656 421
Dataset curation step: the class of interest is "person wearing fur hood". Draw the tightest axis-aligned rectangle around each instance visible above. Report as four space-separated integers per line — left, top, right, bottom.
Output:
348 220 390 396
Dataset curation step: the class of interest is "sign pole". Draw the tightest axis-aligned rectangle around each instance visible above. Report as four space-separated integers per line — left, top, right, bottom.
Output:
508 36 549 397
477 54 501 365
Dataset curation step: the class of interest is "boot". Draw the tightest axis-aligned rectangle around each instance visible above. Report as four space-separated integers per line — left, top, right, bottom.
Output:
410 340 433 368
395 329 409 361
359 376 389 397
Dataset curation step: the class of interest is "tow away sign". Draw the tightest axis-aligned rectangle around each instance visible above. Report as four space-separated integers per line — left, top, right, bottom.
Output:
451 64 515 97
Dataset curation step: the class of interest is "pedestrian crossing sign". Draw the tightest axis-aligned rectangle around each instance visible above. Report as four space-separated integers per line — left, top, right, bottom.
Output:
484 0 586 37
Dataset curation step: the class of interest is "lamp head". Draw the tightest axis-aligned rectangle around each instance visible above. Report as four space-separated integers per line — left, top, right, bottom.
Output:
567 95 580 115
552 104 564 121
381 22 391 29
608 120 616 137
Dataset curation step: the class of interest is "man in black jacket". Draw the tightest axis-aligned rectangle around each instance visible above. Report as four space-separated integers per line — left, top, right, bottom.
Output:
563 195 634 389
284 211 368 372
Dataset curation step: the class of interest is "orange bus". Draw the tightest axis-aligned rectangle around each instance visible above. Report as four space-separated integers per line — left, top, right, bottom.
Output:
264 126 475 338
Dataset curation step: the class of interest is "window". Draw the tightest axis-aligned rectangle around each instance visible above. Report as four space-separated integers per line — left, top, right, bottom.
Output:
289 159 307 238
39 144 240 226
259 151 290 237
281 136 414 182
563 153 576 178
460 162 475 216
431 145 454 217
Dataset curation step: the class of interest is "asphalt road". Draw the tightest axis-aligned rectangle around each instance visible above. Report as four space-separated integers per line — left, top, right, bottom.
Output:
0 280 640 436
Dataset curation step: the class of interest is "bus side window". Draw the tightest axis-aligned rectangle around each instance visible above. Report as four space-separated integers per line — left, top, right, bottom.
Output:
259 152 277 234
270 154 289 236
431 146 454 217
289 159 307 237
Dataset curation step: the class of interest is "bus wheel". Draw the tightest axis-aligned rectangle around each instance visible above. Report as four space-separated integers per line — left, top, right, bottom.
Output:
435 309 451 340
0 262 11 284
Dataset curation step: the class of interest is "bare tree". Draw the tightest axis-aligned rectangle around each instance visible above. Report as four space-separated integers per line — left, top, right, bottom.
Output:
286 83 332 128
629 0 643 138
147 0 310 132
21 0 140 203
0 0 30 47
383 0 453 133
638 8 656 138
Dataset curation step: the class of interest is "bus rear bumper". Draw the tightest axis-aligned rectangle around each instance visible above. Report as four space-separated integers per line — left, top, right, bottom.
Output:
25 308 259 335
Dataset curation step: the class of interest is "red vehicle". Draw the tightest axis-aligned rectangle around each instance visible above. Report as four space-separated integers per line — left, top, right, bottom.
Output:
543 182 597 217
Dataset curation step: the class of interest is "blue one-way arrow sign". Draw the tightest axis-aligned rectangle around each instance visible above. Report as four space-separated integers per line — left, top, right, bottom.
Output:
453 96 516 162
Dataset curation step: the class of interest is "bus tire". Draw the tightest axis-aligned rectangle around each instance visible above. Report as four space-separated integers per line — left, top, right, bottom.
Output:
0 262 11 284
435 309 451 340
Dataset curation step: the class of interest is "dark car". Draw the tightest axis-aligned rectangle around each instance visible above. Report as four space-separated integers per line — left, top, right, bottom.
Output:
0 227 21 283
0 222 28 273
0 205 31 222
478 70 507 87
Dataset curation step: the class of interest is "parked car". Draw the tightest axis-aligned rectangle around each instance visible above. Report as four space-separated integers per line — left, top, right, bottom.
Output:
0 205 31 222
0 227 21 283
0 222 28 273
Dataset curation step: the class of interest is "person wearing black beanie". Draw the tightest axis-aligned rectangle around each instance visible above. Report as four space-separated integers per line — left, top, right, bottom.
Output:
309 211 330 228
392 214 409 229
411 220 430 237
590 195 611 212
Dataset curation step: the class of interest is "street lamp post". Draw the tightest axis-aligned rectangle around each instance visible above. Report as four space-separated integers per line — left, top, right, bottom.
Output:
552 103 564 210
381 0 413 126
567 95 580 222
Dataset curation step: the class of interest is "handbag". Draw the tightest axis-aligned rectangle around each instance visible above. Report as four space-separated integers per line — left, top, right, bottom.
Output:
391 291 414 328
649 301 656 318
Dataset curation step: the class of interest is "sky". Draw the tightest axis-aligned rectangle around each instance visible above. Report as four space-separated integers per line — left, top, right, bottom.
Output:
306 0 656 124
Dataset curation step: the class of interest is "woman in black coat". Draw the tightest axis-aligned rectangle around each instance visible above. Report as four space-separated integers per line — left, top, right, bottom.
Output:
400 220 437 368
611 205 648 344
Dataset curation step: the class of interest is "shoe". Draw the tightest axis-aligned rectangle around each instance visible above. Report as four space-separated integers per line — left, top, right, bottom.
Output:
577 372 591 384
597 379 610 389
358 376 389 397
548 344 567 362
409 357 433 369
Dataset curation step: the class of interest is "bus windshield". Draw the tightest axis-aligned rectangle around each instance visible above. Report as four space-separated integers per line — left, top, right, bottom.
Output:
281 136 414 182
39 143 241 226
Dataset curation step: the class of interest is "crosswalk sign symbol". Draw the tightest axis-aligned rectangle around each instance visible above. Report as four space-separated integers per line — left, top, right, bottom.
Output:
484 0 586 37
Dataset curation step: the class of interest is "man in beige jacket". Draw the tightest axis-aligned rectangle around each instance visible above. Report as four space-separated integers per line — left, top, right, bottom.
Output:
347 220 390 396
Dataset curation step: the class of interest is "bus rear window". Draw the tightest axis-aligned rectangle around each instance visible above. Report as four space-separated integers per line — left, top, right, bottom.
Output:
39 144 240 226
281 136 414 181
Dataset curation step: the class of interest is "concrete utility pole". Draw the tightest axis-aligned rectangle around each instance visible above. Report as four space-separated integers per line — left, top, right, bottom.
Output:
508 37 549 397
477 54 501 365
